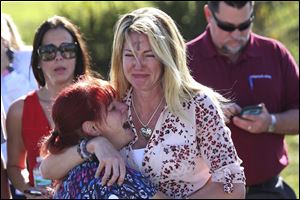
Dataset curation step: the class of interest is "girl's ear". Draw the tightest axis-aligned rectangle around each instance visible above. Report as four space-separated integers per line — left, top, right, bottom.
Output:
82 121 99 136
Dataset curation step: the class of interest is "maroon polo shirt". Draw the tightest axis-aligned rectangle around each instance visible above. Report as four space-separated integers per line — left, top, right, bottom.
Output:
187 26 299 185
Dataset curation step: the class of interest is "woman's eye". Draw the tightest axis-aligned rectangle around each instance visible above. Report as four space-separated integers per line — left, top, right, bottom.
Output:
125 54 134 57
145 54 155 57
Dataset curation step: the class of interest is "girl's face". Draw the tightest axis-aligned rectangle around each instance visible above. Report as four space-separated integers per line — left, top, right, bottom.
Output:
97 100 134 146
39 28 76 86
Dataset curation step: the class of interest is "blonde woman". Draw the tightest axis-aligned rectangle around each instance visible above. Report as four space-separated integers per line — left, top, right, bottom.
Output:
1 13 37 113
41 8 246 198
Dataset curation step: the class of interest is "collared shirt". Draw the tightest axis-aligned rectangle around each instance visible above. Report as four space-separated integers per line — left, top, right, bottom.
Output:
187 26 299 185
120 88 245 199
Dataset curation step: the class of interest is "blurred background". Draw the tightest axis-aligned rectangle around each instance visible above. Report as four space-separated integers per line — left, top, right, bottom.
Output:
1 1 299 198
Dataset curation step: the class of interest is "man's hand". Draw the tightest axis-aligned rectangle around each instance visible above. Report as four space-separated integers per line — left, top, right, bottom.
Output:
233 103 272 133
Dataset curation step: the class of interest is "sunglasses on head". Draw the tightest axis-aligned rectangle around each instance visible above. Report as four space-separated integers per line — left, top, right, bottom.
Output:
38 42 78 62
212 11 254 32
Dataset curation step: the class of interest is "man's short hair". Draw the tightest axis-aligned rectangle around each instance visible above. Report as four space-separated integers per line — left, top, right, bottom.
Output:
208 1 254 13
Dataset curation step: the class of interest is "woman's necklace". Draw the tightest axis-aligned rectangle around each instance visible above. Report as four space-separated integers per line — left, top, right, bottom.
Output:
132 96 164 139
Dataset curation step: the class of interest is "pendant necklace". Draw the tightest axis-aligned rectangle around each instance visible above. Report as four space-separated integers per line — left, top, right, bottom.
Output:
132 95 164 139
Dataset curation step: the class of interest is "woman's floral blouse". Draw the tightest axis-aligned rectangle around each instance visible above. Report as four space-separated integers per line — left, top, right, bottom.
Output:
120 88 246 199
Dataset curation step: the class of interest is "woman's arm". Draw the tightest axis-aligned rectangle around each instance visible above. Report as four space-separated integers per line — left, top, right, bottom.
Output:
40 136 126 185
6 100 31 192
7 100 54 199
195 95 246 198
1 156 12 199
40 145 83 180
187 179 245 199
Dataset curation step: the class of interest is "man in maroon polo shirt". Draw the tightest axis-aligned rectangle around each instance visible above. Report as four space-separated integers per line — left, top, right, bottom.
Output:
187 1 299 199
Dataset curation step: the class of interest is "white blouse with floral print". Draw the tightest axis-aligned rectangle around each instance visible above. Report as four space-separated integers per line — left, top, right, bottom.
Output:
120 88 246 199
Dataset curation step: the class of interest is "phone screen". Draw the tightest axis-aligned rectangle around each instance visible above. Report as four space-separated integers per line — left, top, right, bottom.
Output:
239 105 263 116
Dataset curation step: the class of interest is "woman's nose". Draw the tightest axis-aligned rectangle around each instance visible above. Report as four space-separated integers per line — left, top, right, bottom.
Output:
54 51 64 61
134 56 143 69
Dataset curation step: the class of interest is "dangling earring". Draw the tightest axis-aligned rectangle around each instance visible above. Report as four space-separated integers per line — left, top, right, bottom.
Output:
37 66 41 69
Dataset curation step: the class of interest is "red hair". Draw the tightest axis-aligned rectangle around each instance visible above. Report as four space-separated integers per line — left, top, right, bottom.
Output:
40 76 116 156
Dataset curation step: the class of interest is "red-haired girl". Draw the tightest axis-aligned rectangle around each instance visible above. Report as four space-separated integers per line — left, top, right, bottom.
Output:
40 76 158 199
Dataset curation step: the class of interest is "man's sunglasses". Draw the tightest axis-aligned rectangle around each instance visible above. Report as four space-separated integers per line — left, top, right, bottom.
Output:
212 11 254 32
38 42 78 61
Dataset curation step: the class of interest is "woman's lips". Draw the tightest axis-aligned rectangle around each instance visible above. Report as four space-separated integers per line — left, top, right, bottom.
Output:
132 74 148 78
54 67 66 74
122 121 130 129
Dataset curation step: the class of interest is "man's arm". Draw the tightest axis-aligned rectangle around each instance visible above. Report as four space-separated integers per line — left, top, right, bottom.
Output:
272 109 299 135
233 105 299 135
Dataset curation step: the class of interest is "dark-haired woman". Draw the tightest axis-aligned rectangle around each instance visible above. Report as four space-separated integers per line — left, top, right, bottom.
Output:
6 15 92 199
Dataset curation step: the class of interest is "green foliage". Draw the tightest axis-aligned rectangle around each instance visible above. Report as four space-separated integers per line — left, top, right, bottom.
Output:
56 1 152 78
3 1 298 71
282 135 299 198
55 1 208 78
253 1 299 64
151 1 206 41
1 1 70 45
1 2 299 197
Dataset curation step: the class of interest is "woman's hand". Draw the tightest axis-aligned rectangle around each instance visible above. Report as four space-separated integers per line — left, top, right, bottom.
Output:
87 137 126 186
187 178 245 199
221 103 242 123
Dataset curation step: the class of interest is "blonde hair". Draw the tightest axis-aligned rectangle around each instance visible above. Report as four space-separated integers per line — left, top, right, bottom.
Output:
110 7 226 119
1 13 25 50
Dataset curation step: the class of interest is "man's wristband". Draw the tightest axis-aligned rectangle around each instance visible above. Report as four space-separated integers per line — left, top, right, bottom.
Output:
267 114 276 133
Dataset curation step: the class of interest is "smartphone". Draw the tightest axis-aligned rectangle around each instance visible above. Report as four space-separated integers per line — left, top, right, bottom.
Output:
239 105 263 116
24 189 43 196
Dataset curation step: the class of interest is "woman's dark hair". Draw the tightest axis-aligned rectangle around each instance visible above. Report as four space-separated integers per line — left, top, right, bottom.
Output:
40 76 116 156
208 1 254 13
31 16 92 87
